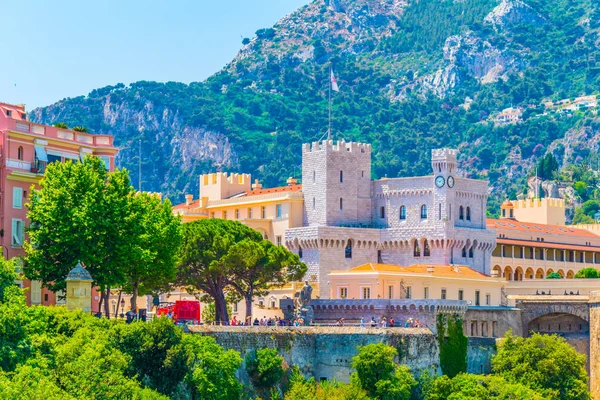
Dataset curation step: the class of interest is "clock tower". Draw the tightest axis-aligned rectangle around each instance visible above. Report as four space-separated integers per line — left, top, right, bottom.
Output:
431 148 458 262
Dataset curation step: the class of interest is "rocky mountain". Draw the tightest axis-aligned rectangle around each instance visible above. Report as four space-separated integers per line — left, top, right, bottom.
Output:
32 0 600 213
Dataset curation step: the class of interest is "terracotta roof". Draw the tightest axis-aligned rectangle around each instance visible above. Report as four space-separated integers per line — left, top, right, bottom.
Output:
245 184 302 196
172 199 200 211
496 238 600 253
487 218 600 239
333 263 494 279
501 200 514 208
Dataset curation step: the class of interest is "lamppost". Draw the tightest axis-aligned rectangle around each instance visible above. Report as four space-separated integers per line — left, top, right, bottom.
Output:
120 298 125 318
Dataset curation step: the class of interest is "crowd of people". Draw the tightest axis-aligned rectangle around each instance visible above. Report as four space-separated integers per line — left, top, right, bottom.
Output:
335 316 424 328
229 315 309 326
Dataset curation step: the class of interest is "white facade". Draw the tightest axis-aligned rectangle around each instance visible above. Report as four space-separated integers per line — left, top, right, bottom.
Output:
285 140 496 298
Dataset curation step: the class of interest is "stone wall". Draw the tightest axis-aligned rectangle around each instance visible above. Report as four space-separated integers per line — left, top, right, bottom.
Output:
464 306 523 338
189 326 497 384
590 292 600 399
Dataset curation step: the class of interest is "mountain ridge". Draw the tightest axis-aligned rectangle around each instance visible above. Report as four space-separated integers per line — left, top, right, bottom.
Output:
31 0 600 215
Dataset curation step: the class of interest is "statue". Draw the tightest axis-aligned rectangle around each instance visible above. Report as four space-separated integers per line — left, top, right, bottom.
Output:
296 280 313 308
293 281 314 326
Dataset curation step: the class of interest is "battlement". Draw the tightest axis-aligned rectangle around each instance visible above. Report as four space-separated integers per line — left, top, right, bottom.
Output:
508 197 566 225
513 198 565 209
199 172 252 201
431 148 458 160
302 140 371 154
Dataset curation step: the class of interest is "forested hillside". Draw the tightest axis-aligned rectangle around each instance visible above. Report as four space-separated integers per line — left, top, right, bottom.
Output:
32 0 600 213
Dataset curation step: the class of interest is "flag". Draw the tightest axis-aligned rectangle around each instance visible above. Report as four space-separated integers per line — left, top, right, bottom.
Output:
331 69 339 92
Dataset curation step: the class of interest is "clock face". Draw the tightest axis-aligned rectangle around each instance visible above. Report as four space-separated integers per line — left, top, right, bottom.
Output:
435 176 445 188
447 176 455 188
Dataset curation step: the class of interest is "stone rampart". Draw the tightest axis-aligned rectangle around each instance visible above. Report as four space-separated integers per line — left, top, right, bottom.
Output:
189 326 496 384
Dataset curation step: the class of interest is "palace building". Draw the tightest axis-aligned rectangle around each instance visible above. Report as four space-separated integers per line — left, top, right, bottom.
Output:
0 102 118 306
284 141 496 297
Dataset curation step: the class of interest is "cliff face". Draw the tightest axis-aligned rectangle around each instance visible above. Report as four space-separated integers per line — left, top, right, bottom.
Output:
31 0 600 207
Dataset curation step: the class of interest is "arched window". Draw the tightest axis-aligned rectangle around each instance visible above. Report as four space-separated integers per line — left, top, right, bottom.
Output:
298 246 303 259
17 146 23 160
399 205 406 220
459 206 464 220
380 206 385 219
345 240 352 259
340 170 343 183
466 206 471 221
340 198 343 210
424 240 430 257
414 241 421 257
420 205 428 219
469 247 474 258
462 247 467 258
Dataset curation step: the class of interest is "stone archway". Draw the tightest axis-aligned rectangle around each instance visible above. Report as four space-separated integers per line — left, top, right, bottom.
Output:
504 266 513 281
525 267 534 279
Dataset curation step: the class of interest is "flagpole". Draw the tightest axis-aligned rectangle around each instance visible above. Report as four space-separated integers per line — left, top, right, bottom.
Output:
328 65 332 141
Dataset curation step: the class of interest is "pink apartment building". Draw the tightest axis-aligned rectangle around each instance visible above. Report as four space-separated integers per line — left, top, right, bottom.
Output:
0 102 118 307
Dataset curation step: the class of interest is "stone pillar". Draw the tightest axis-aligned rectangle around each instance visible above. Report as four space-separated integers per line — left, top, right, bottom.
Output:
65 261 93 313
590 291 600 399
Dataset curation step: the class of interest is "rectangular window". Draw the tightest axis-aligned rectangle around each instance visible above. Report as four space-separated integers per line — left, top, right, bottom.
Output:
30 280 42 305
233 302 238 313
405 286 412 299
223 211 227 220
235 209 240 219
486 294 491 306
380 206 385 219
362 287 371 300
339 287 348 299
377 250 383 263
441 288 447 300
6 110 12 117
98 155 110 170
210 212 215 218
276 204 282 218
13 187 23 209
276 236 282 246
458 289 464 301
423 287 429 299
475 290 481 306
340 170 343 183
261 206 266 219
11 219 24 248
388 285 394 299
248 208 253 219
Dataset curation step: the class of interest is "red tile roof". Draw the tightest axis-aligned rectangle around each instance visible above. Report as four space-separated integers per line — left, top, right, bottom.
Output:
245 184 302 196
172 200 200 211
496 238 600 253
487 218 600 239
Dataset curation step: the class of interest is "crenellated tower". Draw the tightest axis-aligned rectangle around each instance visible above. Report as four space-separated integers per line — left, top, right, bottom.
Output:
302 140 372 227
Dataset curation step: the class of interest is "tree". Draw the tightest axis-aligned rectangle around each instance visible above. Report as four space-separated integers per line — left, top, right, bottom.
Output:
0 256 18 303
52 122 68 129
177 219 263 324
25 156 134 318
492 332 589 400
425 373 544 400
71 126 89 133
536 153 559 180
245 348 285 389
122 192 182 310
546 272 562 279
350 343 416 399
574 267 600 278
242 37 251 45
437 314 468 378
224 238 306 321
184 334 243 400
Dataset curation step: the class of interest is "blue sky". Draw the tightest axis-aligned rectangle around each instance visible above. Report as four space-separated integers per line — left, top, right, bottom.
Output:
0 0 308 109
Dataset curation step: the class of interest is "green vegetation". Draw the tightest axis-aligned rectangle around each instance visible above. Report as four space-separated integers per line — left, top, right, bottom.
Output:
574 267 600 278
33 0 600 211
436 314 468 378
177 219 306 324
24 156 182 317
52 122 68 129
492 331 589 399
546 272 563 279
245 348 286 390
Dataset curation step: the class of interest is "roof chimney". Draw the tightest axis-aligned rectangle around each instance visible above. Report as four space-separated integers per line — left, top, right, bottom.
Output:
252 179 262 190
286 177 297 186
185 194 193 206
427 265 435 274
491 269 499 278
